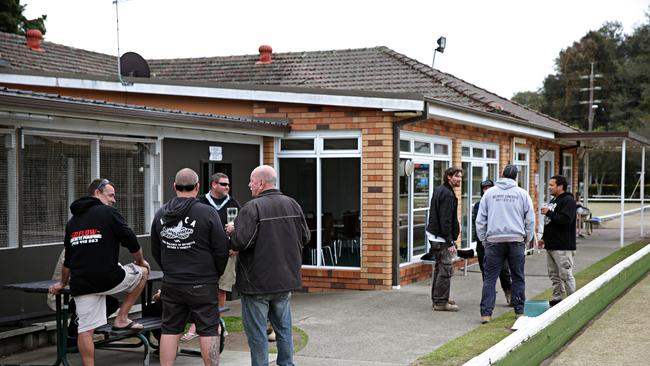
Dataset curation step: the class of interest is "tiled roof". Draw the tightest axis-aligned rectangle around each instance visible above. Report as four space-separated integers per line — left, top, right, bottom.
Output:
0 87 289 130
0 31 578 133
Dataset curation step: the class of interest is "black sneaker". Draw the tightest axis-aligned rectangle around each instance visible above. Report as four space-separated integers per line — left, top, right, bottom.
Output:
549 299 561 307
421 252 435 261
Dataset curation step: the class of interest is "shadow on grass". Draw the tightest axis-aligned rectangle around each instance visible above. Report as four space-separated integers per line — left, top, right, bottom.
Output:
412 240 649 366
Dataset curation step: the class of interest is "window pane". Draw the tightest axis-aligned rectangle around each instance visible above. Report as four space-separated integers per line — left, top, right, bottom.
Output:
281 139 314 151
413 163 430 209
486 149 497 159
414 141 431 154
517 152 527 161
100 141 147 235
399 159 410 263
323 158 360 268
280 158 317 265
434 143 449 155
472 148 484 158
0 134 14 248
413 210 427 256
323 138 357 150
432 160 449 188
462 146 470 157
461 162 470 248
23 135 90 245
400 140 411 152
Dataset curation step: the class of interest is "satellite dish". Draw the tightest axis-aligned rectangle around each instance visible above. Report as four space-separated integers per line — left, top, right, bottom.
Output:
120 52 150 78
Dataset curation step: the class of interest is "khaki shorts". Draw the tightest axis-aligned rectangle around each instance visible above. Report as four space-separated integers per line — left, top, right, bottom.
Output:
74 263 144 333
218 256 237 292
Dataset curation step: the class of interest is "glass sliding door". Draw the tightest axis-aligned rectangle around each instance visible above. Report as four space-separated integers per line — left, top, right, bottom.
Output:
278 133 361 268
322 157 361 267
412 162 430 257
278 158 317 265
461 142 499 249
399 159 410 263
398 132 452 263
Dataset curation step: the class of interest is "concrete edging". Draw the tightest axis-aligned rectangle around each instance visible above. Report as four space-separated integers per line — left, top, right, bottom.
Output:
465 242 650 366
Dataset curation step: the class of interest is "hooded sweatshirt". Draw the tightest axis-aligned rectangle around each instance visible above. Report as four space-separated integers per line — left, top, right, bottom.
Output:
63 196 141 296
151 197 229 285
475 178 536 243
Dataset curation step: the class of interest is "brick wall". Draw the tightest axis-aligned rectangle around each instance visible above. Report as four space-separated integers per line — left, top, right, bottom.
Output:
253 103 571 291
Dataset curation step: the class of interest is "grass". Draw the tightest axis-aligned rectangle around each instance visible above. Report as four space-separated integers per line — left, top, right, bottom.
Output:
412 239 650 366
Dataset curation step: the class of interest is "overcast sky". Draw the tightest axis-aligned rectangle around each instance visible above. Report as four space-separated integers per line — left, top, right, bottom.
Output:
22 0 650 98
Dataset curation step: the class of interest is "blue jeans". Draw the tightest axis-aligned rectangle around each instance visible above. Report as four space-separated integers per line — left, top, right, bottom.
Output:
241 292 294 366
480 241 526 316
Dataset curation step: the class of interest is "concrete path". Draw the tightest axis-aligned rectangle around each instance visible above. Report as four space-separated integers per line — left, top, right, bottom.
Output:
546 272 650 366
1 213 647 365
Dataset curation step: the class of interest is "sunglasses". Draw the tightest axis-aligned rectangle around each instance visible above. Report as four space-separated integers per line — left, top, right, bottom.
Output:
217 182 230 187
175 183 197 192
98 179 111 190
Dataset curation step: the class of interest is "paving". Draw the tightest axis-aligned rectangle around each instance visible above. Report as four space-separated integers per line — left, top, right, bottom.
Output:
1 213 647 366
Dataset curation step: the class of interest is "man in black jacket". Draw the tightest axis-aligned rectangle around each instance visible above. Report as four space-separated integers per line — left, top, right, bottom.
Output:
48 178 150 366
425 166 462 312
151 168 229 366
229 165 310 366
538 175 577 307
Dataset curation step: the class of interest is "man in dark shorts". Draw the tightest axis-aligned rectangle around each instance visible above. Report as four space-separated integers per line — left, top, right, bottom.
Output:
151 168 229 366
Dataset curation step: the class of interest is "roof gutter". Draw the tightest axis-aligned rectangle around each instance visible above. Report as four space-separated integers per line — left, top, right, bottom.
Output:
0 92 289 137
392 106 428 287
0 73 424 111
425 97 559 139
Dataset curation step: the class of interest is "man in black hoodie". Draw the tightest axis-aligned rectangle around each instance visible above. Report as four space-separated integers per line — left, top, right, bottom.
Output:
538 175 577 307
48 178 150 366
151 168 229 366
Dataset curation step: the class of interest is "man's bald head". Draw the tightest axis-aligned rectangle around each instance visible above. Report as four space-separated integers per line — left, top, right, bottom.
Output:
174 168 199 197
249 165 277 197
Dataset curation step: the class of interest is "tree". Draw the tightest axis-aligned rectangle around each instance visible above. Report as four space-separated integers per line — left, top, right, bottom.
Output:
0 0 46 35
511 90 544 111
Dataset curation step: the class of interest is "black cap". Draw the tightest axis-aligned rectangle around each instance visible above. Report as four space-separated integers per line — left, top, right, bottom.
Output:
503 165 518 180
480 179 494 189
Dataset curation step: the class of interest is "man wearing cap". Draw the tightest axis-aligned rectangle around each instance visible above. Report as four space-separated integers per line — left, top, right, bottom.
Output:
473 179 512 306
476 165 535 324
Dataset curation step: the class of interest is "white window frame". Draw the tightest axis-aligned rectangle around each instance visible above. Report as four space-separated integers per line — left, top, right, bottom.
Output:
461 140 500 250
514 147 530 192
20 129 160 247
276 131 362 269
399 131 452 265
563 153 574 193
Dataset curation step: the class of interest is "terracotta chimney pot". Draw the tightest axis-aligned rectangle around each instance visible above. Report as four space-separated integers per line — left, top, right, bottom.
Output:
25 29 44 52
256 45 272 64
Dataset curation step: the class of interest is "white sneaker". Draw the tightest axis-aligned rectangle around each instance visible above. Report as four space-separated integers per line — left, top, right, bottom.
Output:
267 330 276 342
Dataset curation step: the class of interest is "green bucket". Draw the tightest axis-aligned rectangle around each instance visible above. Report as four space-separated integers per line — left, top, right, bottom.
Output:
524 300 550 317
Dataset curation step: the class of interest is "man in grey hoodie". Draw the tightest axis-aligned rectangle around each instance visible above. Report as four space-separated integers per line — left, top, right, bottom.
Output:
475 165 535 324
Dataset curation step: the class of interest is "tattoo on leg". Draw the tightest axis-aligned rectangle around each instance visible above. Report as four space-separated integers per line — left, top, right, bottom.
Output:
208 336 219 366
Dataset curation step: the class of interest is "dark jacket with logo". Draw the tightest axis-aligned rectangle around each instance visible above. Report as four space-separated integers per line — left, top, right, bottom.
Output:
63 197 141 296
542 192 577 251
230 189 310 295
426 182 460 247
151 197 229 285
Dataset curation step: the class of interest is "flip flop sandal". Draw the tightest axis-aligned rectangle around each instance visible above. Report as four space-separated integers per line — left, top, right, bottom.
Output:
181 332 199 341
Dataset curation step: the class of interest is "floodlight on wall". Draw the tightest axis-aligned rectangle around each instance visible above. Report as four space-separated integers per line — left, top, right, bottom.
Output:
432 36 446 69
